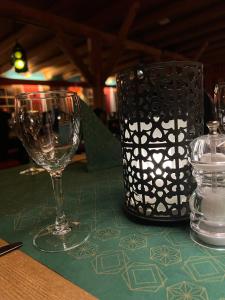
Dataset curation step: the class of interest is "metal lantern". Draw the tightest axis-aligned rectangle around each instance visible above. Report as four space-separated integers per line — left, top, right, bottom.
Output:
116 61 204 223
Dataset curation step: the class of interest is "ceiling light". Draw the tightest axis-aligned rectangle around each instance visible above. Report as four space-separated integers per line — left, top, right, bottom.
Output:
11 43 28 73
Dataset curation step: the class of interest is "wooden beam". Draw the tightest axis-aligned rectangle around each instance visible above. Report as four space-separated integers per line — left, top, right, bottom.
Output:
0 63 12 74
142 1 225 44
157 18 225 49
194 41 209 60
43 64 76 80
134 0 216 32
86 0 131 28
0 0 187 62
114 59 140 73
0 77 89 87
90 38 104 108
55 32 94 85
0 25 36 54
178 30 225 54
30 54 66 73
103 1 140 80
63 70 81 80
28 38 56 62
201 40 225 57
162 50 187 61
203 47 225 61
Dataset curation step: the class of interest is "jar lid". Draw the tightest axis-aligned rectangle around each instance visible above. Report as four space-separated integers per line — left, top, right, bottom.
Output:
190 121 225 171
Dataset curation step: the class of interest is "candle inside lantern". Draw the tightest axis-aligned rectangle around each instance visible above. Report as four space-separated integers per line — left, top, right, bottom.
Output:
125 118 189 214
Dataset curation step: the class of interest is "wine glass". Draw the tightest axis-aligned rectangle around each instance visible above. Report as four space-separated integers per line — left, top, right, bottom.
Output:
15 90 89 252
214 82 225 132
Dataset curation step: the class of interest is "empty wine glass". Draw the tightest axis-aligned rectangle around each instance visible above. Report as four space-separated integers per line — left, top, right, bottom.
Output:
15 91 89 252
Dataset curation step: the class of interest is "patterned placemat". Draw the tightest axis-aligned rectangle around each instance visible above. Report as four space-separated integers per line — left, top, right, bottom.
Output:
0 163 224 300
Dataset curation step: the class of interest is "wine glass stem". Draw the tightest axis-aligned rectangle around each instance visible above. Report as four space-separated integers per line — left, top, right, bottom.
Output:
50 172 70 235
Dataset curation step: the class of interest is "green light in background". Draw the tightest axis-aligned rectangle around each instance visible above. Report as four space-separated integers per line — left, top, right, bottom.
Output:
11 43 28 73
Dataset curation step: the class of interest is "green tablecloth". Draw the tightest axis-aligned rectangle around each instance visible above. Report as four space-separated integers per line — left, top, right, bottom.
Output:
0 163 224 300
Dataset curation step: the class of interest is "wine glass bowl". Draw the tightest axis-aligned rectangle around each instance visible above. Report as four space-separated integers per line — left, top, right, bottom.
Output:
15 91 89 252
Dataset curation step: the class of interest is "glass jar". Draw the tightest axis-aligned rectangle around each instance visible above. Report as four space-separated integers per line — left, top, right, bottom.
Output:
190 121 225 249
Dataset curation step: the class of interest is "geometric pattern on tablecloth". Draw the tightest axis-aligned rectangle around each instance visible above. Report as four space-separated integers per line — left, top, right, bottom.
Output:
14 212 39 231
165 230 192 246
13 206 56 232
119 234 147 250
1 164 225 300
202 250 225 272
183 256 225 282
92 250 129 274
122 262 166 292
167 281 209 300
94 227 120 241
150 245 182 266
68 241 98 260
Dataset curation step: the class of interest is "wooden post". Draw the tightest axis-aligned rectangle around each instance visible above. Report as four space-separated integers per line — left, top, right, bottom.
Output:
194 41 209 61
56 31 94 85
103 1 140 81
89 38 104 108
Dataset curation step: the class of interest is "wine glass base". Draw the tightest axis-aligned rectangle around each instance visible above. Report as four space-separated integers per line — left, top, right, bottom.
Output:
20 167 45 175
33 222 89 252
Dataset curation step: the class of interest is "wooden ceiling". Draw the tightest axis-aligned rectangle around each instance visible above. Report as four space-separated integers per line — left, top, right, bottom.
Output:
0 0 225 83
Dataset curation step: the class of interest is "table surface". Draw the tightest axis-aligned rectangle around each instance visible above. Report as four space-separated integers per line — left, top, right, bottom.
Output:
0 239 97 300
0 162 225 300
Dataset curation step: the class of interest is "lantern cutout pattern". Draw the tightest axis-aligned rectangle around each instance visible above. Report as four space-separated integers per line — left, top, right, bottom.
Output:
117 62 204 223
11 43 28 73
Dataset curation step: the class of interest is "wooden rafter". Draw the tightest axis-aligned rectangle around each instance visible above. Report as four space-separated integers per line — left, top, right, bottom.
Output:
178 30 225 54
158 18 225 49
0 0 187 63
133 0 216 32
0 77 89 87
0 62 12 74
86 0 131 28
103 1 140 81
43 64 76 79
194 41 209 61
28 38 56 62
142 1 225 44
89 38 104 108
0 25 35 54
203 47 225 62
30 54 66 73
55 32 94 85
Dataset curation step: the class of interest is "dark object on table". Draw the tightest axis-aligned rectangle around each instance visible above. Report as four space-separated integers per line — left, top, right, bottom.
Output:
0 241 23 257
